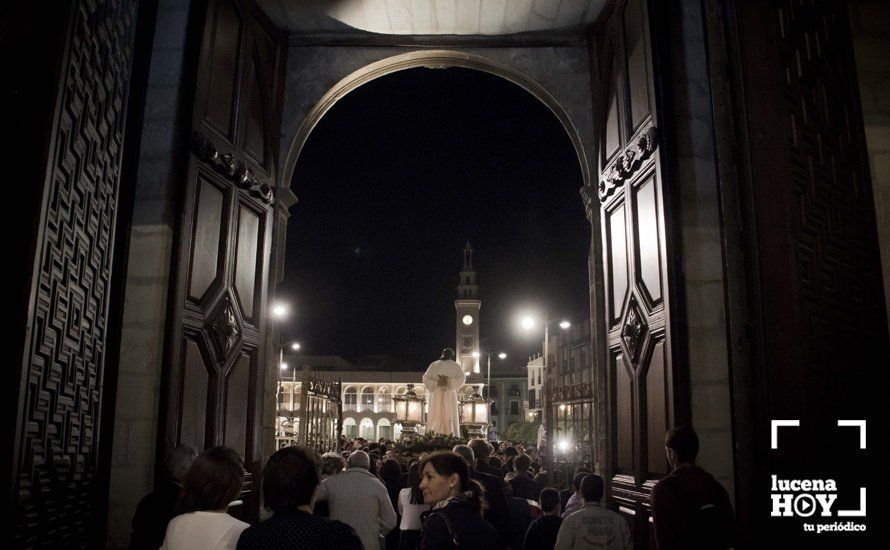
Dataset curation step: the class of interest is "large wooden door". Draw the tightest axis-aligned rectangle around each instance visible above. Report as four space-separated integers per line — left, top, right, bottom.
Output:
724 1 889 545
160 0 284 521
591 0 681 545
6 0 143 546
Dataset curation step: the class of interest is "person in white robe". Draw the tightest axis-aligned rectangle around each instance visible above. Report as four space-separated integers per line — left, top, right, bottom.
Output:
422 348 466 436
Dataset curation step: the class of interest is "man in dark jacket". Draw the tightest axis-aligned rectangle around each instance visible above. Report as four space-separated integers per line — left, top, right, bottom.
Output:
453 444 510 548
509 454 539 501
523 488 562 550
651 426 735 549
469 439 504 480
505 485 534 550
129 444 198 550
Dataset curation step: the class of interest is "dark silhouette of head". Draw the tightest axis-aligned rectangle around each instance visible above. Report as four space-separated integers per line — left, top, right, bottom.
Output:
263 445 320 513
580 474 605 503
176 446 244 514
441 348 455 360
572 472 588 492
452 444 475 467
513 453 531 474
166 444 198 482
539 487 561 514
665 425 699 466
468 439 492 461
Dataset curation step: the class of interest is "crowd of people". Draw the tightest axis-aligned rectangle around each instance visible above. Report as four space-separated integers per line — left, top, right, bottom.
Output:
130 426 734 549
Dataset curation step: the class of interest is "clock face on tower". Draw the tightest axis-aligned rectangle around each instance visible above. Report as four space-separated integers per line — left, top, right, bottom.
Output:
462 315 474 326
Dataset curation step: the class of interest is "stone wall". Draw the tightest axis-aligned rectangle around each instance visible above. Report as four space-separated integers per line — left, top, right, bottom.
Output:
662 1 735 497
850 0 890 333
105 0 193 546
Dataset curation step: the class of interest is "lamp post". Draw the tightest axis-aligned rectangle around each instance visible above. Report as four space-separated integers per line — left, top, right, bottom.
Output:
472 347 506 439
276 340 302 445
271 300 294 444
521 315 571 467
279 340 301 373
471 348 507 403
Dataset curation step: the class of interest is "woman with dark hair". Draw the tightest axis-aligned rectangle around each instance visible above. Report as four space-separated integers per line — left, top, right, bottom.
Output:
379 458 404 550
236 446 362 550
397 462 431 550
161 447 248 550
418 451 500 549
379 458 403 504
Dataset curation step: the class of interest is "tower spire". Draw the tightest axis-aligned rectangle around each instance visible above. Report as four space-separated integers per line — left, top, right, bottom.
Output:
455 242 481 374
457 242 478 300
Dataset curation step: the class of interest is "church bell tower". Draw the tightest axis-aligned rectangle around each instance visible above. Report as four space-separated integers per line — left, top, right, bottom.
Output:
455 242 481 374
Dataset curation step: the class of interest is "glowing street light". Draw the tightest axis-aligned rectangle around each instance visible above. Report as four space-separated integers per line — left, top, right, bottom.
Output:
280 362 289 370
271 301 290 320
519 312 572 467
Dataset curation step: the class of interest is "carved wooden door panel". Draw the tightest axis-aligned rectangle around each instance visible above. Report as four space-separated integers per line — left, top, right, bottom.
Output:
8 0 141 546
726 1 889 544
161 0 282 521
593 0 679 546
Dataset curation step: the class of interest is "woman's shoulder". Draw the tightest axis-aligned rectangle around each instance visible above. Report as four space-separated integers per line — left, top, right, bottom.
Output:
431 506 498 543
168 510 246 526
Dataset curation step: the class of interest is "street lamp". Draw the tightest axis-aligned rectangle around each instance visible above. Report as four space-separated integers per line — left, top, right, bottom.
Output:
520 314 571 466
276 338 303 446
270 301 290 320
473 347 507 420
279 340 302 372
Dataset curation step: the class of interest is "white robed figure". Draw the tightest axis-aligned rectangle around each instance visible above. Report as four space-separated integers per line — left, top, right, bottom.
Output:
422 348 466 436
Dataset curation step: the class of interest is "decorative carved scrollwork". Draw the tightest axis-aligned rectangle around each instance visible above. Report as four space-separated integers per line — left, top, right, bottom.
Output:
597 126 658 202
192 132 275 205
620 298 648 366
209 298 241 362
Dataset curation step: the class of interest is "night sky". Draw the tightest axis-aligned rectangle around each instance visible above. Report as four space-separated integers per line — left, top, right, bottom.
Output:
282 67 589 368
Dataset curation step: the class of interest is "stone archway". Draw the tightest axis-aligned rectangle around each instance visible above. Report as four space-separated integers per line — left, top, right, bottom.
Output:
280 49 594 192
270 49 601 464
